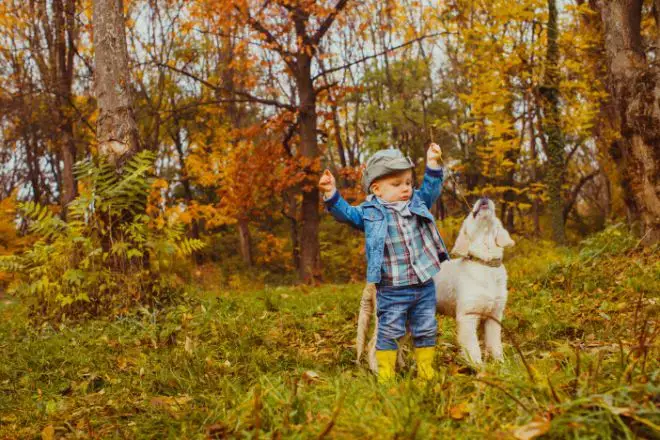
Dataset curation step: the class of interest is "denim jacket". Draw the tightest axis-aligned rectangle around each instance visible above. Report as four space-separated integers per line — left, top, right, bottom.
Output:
324 167 449 283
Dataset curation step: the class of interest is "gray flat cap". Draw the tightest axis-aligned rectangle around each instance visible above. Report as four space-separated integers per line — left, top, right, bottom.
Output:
362 149 414 193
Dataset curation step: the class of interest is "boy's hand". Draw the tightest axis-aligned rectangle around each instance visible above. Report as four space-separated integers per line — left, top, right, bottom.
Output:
427 143 442 168
318 169 336 198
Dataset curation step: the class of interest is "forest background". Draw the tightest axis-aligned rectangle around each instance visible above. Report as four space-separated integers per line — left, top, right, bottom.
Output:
0 0 658 438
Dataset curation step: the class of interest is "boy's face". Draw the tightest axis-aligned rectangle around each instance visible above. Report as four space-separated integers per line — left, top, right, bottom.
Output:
370 169 413 202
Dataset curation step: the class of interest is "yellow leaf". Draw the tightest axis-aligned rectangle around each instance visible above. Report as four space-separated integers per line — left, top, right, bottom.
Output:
184 336 194 355
41 425 55 440
449 402 470 420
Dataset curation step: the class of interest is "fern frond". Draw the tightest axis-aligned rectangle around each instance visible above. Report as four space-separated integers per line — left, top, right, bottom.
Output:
0 255 27 273
175 238 206 256
18 202 68 239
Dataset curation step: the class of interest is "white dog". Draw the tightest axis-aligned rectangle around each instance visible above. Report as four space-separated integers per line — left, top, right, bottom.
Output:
357 198 515 370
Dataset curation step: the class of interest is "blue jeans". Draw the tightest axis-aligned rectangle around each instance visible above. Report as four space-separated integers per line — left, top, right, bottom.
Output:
376 279 438 350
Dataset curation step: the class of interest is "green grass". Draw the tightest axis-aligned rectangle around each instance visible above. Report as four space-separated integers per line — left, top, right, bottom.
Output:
0 228 658 439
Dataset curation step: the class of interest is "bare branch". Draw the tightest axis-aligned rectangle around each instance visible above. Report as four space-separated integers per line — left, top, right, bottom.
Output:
156 62 296 111
313 32 447 81
565 140 584 165
563 169 600 223
237 6 296 71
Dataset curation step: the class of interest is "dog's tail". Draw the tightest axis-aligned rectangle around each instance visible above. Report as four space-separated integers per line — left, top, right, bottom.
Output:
356 283 376 364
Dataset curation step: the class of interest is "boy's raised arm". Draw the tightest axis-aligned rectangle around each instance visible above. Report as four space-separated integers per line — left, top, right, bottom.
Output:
319 169 365 231
417 143 445 209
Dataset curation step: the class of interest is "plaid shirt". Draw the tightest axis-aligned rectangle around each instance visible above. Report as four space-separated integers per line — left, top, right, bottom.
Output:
380 205 444 287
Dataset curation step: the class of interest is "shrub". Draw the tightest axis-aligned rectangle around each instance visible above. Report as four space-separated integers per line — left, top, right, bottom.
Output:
0 152 204 322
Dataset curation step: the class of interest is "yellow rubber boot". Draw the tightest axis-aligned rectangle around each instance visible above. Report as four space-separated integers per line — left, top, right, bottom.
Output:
375 350 397 383
414 347 436 381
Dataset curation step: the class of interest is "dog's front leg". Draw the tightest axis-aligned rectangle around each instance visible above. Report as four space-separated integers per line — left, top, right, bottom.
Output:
485 305 505 361
484 316 503 361
456 314 482 364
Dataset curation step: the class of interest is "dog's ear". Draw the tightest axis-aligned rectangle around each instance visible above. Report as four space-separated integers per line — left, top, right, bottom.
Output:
495 226 515 248
452 219 471 256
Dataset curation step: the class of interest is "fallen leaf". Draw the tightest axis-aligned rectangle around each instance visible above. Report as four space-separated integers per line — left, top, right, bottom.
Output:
513 420 551 440
149 396 192 417
207 422 231 439
301 370 320 383
449 402 470 420
41 425 55 440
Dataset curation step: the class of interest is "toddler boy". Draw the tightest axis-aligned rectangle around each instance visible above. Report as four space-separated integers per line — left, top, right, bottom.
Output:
318 144 448 382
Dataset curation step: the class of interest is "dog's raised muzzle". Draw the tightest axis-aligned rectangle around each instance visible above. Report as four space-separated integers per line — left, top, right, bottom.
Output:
473 197 490 217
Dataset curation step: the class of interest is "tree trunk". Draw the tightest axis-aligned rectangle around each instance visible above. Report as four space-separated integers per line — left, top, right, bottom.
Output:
600 0 660 245
25 133 43 204
296 52 321 283
93 0 140 165
506 207 515 231
54 0 78 217
282 191 300 270
93 0 142 272
541 0 566 243
237 219 253 266
529 107 541 236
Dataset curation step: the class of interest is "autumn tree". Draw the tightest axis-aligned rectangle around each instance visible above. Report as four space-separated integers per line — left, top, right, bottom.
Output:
541 0 566 243
434 0 606 238
185 0 349 282
599 0 660 245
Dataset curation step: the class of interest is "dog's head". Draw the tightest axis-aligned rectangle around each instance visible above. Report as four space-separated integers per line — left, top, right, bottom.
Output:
452 197 515 260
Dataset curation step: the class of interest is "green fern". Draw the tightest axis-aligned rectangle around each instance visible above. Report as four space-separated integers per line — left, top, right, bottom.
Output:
5 151 201 322
0 255 26 272
19 201 67 239
176 238 206 256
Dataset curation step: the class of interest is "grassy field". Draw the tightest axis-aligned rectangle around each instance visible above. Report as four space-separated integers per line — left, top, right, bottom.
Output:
0 227 658 439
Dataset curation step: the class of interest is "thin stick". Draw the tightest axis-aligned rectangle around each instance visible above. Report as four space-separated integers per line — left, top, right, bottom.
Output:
547 376 561 404
438 155 472 212
408 419 422 439
253 384 262 440
317 394 345 439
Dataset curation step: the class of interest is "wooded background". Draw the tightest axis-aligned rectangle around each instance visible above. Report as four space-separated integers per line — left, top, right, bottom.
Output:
1 0 658 288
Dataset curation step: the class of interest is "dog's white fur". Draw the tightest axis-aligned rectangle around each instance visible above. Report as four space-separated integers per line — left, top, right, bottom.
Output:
434 198 514 364
357 198 515 370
